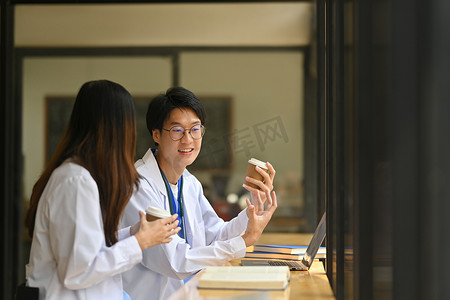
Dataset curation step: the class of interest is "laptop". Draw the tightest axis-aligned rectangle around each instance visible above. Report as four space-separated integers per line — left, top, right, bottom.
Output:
241 212 326 271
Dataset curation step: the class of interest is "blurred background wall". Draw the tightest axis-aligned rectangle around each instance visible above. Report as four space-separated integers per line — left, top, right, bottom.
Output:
17 2 315 232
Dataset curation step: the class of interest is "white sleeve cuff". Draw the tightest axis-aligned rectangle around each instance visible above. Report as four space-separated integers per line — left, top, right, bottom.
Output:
229 235 247 259
236 209 249 230
117 226 132 241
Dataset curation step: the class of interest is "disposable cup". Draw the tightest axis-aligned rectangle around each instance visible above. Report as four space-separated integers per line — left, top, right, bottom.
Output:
244 158 269 189
146 206 171 222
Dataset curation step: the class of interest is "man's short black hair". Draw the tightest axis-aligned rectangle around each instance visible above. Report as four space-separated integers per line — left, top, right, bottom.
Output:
146 86 206 135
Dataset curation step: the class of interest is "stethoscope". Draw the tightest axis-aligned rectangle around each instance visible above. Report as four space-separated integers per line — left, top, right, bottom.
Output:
158 166 187 243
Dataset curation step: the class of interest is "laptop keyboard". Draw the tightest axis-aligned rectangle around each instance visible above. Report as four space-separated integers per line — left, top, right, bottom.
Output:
267 260 306 270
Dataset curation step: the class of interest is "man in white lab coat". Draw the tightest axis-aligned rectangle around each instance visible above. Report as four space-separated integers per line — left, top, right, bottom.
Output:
120 87 277 300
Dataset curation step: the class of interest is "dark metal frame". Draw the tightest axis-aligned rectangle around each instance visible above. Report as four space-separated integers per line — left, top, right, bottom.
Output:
318 0 450 299
1 2 22 299
12 0 308 3
15 46 306 87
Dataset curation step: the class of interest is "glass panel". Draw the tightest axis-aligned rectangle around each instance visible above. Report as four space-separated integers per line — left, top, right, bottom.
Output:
17 2 317 288
180 51 308 232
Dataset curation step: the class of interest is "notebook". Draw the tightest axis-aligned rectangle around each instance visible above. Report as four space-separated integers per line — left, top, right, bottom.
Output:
241 212 326 271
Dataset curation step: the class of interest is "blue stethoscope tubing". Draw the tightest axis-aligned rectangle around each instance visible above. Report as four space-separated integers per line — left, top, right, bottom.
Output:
158 166 187 243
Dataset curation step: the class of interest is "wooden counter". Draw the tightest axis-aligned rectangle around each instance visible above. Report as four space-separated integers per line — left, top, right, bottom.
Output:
168 233 335 300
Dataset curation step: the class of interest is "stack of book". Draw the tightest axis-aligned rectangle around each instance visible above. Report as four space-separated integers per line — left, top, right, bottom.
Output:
198 266 290 290
245 244 326 261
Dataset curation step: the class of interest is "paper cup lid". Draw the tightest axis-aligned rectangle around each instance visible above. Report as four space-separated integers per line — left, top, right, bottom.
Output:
248 158 268 170
145 206 171 218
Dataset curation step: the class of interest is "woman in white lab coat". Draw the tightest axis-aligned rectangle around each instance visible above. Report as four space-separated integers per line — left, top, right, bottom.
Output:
120 87 277 300
24 80 181 300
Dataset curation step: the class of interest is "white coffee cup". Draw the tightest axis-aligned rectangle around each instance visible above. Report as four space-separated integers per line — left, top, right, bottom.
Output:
145 206 171 221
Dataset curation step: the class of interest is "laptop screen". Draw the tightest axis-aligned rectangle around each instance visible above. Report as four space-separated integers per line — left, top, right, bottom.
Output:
302 212 326 268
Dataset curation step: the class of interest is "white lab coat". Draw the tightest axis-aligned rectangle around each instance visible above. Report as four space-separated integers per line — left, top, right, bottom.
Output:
120 149 248 300
26 161 143 300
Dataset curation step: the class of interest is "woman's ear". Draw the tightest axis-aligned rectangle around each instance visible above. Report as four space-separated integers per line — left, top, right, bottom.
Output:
152 129 161 144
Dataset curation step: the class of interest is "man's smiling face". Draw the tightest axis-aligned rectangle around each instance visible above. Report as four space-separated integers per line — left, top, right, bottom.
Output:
153 107 203 174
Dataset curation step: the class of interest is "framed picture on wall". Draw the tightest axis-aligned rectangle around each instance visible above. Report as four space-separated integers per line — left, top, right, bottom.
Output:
45 96 232 170
45 97 74 163
188 96 232 171
45 96 153 163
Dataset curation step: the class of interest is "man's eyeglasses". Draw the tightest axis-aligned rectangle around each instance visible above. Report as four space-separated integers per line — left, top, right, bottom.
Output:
163 124 206 141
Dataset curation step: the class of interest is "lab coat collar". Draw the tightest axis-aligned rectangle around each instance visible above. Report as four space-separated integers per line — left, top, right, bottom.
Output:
141 148 167 196
141 148 192 199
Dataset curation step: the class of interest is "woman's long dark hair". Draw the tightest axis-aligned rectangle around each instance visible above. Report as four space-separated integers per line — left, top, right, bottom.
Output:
25 80 140 246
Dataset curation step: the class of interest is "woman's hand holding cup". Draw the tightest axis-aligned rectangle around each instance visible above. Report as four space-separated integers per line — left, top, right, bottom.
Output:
133 209 180 250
